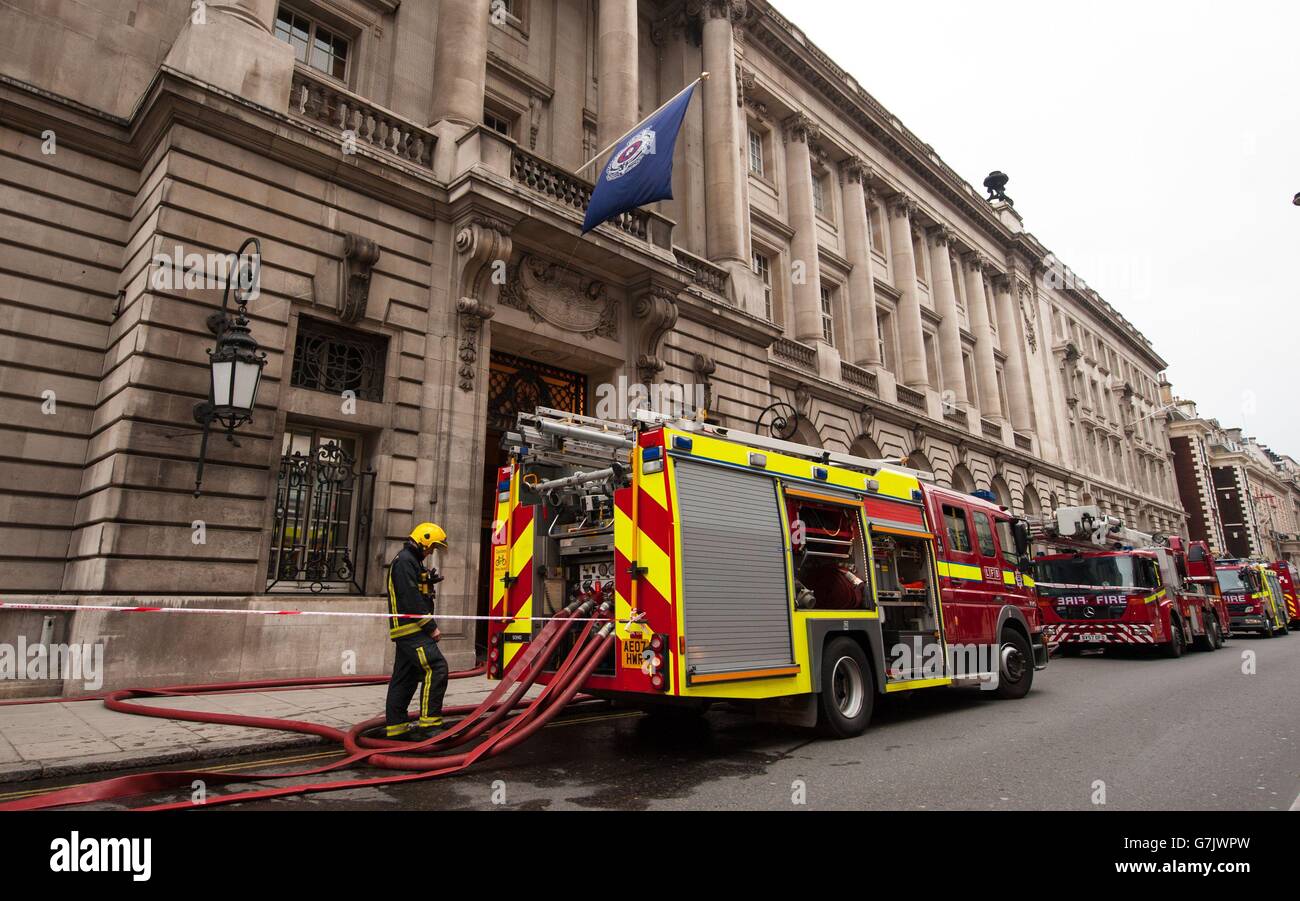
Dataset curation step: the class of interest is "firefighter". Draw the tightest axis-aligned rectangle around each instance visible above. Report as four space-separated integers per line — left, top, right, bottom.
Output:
384 523 450 741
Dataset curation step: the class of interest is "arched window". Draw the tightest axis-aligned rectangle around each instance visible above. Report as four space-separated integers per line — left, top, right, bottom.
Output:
793 416 823 449
951 464 977 494
1021 484 1043 518
850 434 883 461
990 475 1012 509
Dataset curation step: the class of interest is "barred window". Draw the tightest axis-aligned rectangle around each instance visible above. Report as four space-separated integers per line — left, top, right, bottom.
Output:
291 316 388 402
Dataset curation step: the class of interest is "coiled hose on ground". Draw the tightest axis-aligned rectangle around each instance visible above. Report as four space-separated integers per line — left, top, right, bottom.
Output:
0 603 613 811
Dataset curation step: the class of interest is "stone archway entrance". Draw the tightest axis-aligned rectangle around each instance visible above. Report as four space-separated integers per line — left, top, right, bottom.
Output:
476 351 588 653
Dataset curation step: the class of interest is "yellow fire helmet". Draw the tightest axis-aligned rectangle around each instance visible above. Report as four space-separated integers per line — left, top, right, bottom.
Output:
409 522 448 551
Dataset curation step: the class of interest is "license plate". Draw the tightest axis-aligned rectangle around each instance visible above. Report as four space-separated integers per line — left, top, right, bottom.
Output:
622 637 647 669
1076 633 1106 643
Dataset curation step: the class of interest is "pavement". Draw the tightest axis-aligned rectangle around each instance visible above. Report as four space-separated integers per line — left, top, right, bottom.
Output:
2 634 1298 810
0 675 503 783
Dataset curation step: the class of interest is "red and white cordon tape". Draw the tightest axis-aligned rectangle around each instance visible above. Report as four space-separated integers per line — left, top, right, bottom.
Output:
0 601 641 625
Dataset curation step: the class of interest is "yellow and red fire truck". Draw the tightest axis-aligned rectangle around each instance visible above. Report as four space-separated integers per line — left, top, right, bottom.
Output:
1217 560 1292 637
485 407 1048 738
1267 561 1300 628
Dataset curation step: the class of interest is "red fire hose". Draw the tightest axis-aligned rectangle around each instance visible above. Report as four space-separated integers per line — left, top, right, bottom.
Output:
0 603 613 811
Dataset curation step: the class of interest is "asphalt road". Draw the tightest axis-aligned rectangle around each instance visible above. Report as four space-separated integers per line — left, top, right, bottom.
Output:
9 633 1299 811
228 632 1300 811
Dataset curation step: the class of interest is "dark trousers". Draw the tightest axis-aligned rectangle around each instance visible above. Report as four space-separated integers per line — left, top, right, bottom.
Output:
384 633 449 736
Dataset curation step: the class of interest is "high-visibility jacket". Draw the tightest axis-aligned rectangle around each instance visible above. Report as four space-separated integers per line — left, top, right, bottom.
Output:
387 541 438 640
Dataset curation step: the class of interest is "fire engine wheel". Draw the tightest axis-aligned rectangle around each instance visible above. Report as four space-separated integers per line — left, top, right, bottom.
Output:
1163 617 1187 658
1195 613 1221 652
1208 614 1223 649
992 629 1033 700
817 637 874 738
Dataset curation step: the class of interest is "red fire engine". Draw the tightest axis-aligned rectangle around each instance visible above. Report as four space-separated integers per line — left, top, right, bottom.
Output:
1268 561 1300 628
1032 506 1228 657
485 407 1047 738
1217 560 1291 637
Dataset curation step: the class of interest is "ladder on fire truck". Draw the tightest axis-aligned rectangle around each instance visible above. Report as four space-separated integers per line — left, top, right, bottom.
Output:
1025 505 1159 553
505 406 936 484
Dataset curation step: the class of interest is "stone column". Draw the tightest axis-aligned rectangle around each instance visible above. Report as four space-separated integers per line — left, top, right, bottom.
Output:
887 194 928 389
431 0 490 127
842 159 881 367
698 0 747 264
163 0 295 112
963 254 1003 420
928 227 967 406
994 276 1033 432
597 0 640 151
784 113 823 343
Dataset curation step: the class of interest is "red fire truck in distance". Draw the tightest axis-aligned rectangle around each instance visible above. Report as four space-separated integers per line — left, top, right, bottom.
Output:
1268 561 1300 628
1217 560 1291 637
1032 506 1228 657
486 407 1048 738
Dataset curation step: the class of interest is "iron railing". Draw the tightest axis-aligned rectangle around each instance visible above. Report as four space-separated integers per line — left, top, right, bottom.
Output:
267 441 375 593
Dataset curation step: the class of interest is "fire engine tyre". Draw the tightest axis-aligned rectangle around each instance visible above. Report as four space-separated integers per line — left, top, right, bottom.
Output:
1195 613 1221 652
1163 617 1187 658
817 637 874 738
993 629 1033 700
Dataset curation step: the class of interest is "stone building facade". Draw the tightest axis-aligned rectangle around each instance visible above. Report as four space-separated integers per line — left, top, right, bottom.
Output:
1165 393 1300 564
0 0 1186 693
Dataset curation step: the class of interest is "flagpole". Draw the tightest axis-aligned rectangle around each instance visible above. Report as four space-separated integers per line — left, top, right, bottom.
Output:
574 72 709 176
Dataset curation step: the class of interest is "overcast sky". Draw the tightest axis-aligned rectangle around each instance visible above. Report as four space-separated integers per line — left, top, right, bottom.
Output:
778 0 1300 454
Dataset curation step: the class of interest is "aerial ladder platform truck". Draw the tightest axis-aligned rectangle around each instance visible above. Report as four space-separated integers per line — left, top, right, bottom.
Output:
1032 506 1228 657
485 407 1047 738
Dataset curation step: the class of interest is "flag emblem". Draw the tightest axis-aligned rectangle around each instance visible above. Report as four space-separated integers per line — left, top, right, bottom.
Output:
606 128 656 181
581 80 699 233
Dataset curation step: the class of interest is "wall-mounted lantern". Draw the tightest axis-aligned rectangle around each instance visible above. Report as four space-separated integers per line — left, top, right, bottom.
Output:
193 237 268 497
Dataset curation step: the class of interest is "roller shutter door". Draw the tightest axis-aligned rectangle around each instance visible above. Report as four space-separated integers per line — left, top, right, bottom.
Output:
674 460 793 675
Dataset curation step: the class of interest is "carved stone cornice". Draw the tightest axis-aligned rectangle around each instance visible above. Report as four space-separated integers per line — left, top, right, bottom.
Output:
842 155 871 186
498 253 618 340
650 6 689 46
338 232 379 323
783 111 821 145
887 193 917 220
693 353 717 411
687 0 747 23
634 285 680 386
455 297 495 392
928 225 955 247
737 65 756 107
453 216 512 392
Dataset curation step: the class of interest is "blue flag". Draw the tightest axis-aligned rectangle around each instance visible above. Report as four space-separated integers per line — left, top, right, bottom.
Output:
581 82 698 234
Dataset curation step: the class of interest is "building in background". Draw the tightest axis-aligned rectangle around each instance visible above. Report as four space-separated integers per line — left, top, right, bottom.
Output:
0 0 1189 693
1165 390 1300 564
